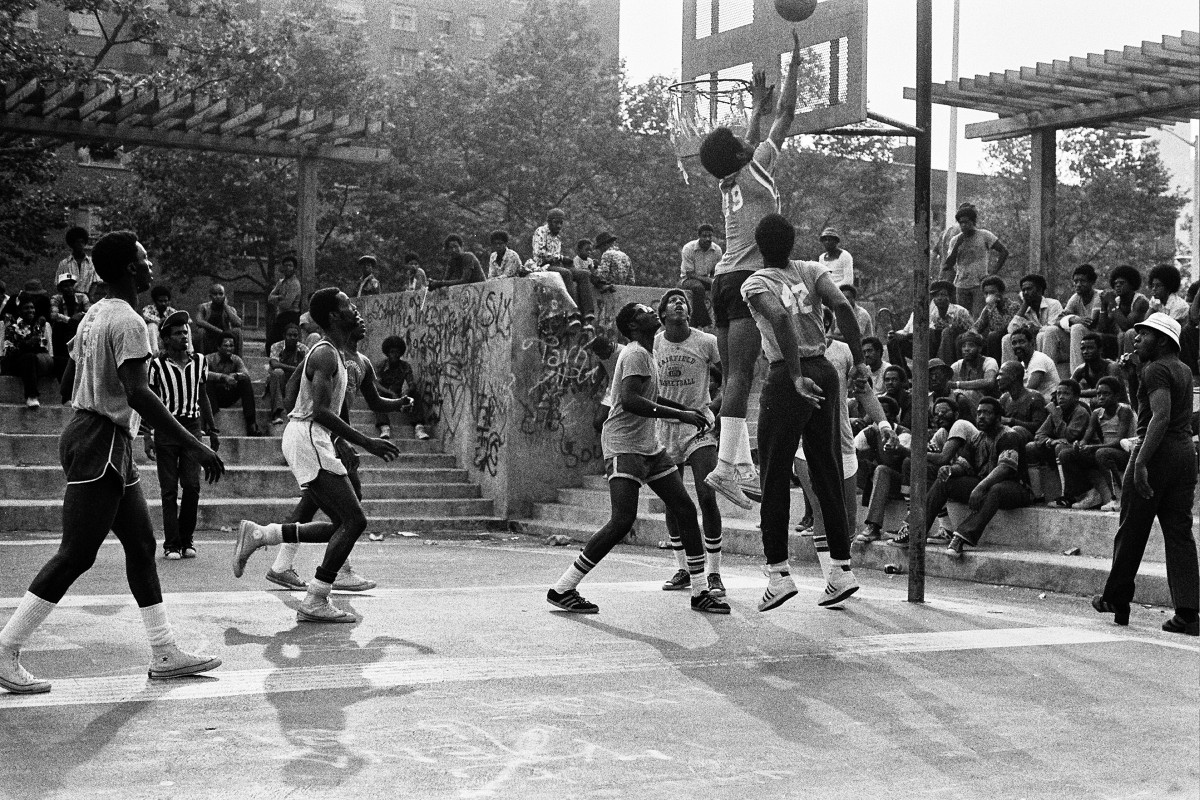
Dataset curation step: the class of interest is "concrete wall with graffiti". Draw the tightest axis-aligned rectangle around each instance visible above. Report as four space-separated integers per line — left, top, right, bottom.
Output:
359 279 669 518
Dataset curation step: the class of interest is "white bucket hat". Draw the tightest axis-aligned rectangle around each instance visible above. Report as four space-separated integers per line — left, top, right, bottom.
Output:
1133 311 1181 349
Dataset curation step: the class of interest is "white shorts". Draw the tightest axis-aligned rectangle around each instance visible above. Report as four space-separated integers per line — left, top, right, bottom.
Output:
659 421 717 466
282 420 348 488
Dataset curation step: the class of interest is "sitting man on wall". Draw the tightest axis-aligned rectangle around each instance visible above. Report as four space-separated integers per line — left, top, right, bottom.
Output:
996 360 1049 445
678 223 721 329
205 333 263 436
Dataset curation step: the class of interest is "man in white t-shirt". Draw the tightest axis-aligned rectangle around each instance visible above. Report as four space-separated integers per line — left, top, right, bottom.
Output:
0 231 225 695
1009 325 1060 402
818 227 853 288
678 223 722 328
654 289 723 595
697 31 804 511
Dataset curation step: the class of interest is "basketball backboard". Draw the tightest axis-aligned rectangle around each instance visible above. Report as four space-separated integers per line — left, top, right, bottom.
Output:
675 0 868 157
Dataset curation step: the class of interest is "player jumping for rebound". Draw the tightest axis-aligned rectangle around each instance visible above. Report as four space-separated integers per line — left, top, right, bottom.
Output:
0 231 224 694
697 30 803 510
654 289 726 596
232 288 399 623
547 302 729 615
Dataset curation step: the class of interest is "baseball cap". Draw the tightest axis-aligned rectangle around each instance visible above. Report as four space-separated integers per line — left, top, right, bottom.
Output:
55 272 77 289
819 227 840 241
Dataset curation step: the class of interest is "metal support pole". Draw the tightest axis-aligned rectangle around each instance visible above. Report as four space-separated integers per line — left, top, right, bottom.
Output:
907 0 933 602
297 157 319 301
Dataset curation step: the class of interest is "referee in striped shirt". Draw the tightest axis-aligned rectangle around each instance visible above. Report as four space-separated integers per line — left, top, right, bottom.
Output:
145 311 218 560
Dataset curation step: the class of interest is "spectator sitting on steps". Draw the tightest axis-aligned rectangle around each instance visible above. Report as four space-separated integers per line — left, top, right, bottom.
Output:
374 335 432 441
996 360 1049 446
267 322 307 425
196 283 243 357
1060 376 1134 512
1 300 53 409
205 333 262 436
1024 378 1091 505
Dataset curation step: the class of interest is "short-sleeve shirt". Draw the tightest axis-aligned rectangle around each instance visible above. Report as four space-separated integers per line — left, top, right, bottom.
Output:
269 340 308 370
933 418 979 450
1024 351 1061 401
680 240 723 280
69 299 153 436
741 260 829 362
968 425 1026 480
819 249 854 287
1149 294 1190 323
946 228 999 288
952 355 999 403
653 329 719 420
1136 357 1194 441
601 342 660 457
714 140 780 277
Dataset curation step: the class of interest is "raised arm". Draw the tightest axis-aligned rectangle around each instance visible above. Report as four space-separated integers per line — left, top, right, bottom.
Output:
767 31 802 149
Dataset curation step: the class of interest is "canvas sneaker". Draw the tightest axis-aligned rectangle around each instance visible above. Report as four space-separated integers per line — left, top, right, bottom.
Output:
232 520 268 578
0 647 50 694
333 566 377 592
296 599 358 623
266 568 308 591
148 644 222 679
706 573 726 597
546 589 599 614
414 424 431 440
705 463 753 510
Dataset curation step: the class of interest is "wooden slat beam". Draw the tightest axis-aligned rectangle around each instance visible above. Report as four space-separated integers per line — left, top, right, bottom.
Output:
185 97 226 130
41 83 83 117
0 113 391 164
253 107 298 137
964 83 1200 140
150 92 195 127
77 84 119 121
112 88 156 124
218 101 264 135
285 110 334 140
4 78 42 112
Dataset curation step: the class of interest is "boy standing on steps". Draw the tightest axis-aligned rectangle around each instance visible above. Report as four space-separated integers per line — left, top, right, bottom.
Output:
547 302 729 615
232 288 399 623
0 231 225 695
654 289 725 596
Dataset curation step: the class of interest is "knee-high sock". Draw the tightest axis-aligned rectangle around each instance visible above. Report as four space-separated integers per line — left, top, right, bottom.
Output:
0 592 56 650
704 532 722 574
718 419 743 465
669 531 687 570
553 552 597 593
687 552 706 597
140 603 175 648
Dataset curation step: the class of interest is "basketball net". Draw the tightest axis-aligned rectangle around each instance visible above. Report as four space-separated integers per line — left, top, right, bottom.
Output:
666 78 752 184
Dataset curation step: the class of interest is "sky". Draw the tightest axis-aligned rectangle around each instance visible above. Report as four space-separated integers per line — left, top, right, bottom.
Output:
618 0 1199 178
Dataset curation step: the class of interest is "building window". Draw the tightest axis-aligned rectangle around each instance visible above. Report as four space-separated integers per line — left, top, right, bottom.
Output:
68 11 102 38
391 47 419 73
331 0 366 24
468 14 486 40
436 13 452 35
390 4 417 32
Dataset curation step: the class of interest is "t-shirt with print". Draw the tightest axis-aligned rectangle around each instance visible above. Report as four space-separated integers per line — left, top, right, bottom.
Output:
1023 350 1060 401
69 298 153 436
741 260 830 362
714 140 780 276
1136 357 1194 441
653 329 719 424
601 342 660 458
946 228 999 289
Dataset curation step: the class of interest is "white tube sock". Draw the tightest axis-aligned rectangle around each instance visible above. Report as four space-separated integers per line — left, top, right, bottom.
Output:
717 419 743 465
0 592 56 650
140 603 175 648
272 542 300 573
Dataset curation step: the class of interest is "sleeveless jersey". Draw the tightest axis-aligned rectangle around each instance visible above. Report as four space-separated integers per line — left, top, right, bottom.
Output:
289 339 348 424
714 140 781 276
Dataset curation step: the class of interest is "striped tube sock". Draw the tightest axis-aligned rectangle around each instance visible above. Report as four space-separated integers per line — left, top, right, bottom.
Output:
272 542 300 573
553 553 597 594
704 535 722 575
0 592 56 650
687 553 706 597
140 603 175 648
670 533 687 570
813 531 833 580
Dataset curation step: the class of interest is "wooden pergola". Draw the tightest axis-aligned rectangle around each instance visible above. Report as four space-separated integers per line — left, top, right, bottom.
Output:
906 31 1200 277
0 77 393 295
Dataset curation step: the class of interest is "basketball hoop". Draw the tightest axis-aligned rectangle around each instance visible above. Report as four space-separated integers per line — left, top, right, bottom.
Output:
666 78 752 161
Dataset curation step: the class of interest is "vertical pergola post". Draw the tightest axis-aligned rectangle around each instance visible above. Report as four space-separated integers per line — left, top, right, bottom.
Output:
297 157 320 299
1029 128 1057 283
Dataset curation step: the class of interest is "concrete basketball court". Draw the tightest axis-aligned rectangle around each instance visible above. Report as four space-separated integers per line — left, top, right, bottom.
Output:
0 531 1196 800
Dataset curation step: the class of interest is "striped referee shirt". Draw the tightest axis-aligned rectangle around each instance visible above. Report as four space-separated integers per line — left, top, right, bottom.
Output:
147 352 208 419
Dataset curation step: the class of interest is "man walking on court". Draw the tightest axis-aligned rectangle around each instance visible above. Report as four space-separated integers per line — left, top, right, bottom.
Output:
232 288 400 623
741 214 872 611
654 289 725 596
547 302 729 615
697 31 803 510
0 231 224 694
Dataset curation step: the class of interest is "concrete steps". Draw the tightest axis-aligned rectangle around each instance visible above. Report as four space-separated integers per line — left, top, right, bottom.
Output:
514 469 1184 607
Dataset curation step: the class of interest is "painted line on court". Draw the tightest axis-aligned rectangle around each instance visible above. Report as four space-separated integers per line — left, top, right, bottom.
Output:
0 626 1125 709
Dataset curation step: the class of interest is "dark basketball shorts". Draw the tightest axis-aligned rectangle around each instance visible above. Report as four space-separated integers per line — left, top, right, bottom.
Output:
711 270 754 327
605 450 677 486
60 410 139 488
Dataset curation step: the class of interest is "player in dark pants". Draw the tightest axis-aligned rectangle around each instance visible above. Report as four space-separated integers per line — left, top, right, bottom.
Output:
0 231 225 694
1093 313 1198 636
547 302 728 615
742 213 871 611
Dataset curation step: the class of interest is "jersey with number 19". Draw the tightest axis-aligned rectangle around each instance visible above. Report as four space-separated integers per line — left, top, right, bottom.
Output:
713 140 781 277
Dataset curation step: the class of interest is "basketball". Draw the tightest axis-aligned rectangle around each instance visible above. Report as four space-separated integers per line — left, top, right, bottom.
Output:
774 0 818 23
